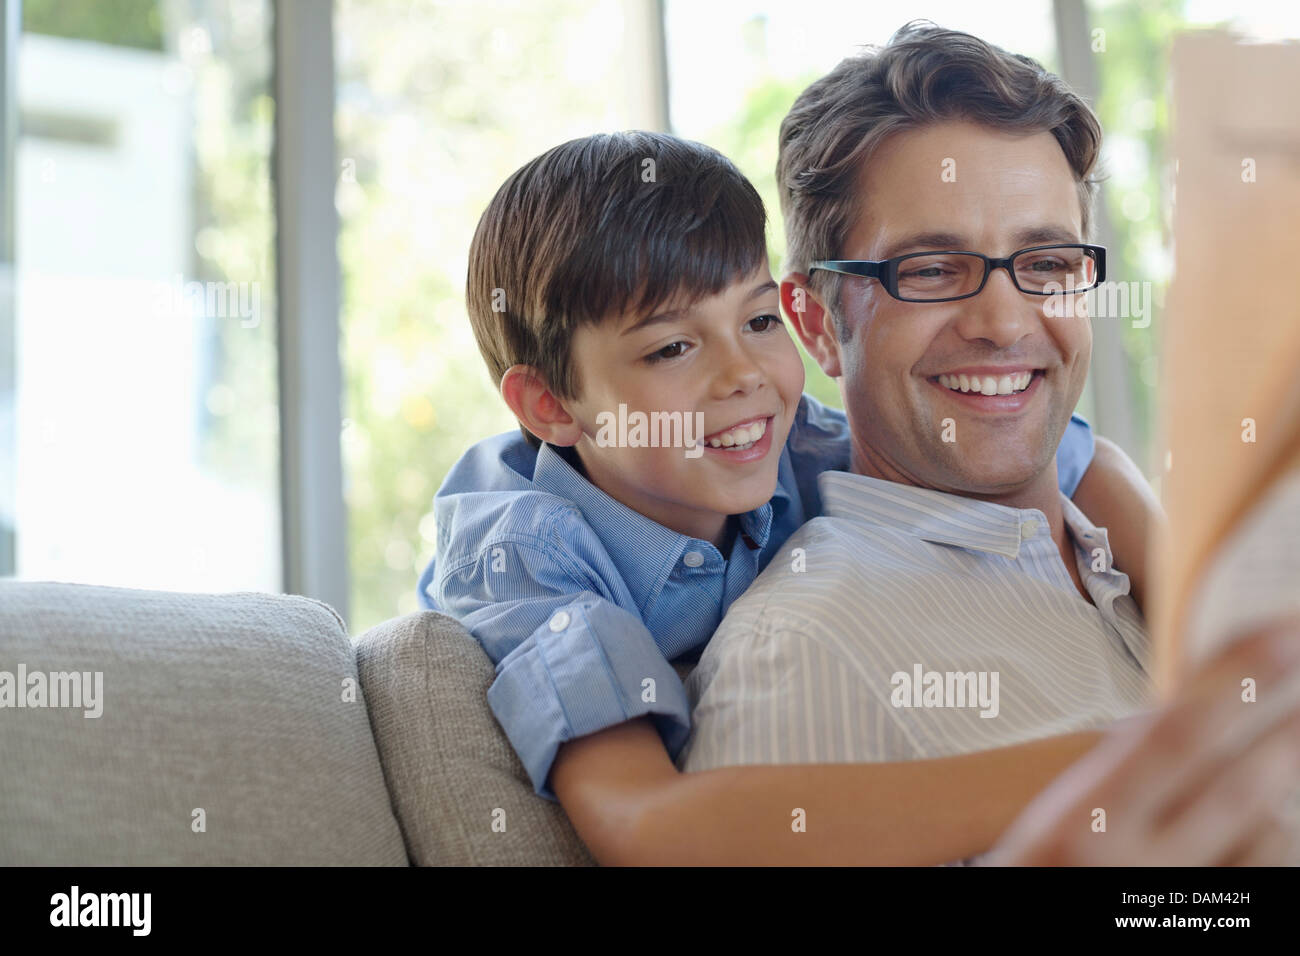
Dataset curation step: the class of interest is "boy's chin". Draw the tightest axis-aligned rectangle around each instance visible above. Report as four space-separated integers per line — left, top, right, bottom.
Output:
694 485 777 519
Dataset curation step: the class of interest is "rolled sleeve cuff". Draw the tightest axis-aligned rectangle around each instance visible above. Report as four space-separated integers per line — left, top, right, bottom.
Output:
485 597 693 801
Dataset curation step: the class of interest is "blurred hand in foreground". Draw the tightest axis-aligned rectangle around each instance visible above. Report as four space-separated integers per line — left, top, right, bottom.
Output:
985 620 1300 866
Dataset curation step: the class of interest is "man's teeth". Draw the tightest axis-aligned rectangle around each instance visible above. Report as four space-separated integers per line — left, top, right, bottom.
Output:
707 417 767 449
938 371 1034 395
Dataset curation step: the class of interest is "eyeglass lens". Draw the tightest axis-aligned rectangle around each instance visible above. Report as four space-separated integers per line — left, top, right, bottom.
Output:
896 246 1098 300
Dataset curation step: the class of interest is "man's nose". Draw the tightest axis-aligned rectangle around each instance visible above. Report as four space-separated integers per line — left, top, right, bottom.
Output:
952 266 1039 348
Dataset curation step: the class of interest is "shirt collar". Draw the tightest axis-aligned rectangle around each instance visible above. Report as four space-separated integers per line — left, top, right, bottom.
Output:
817 470 1056 559
532 442 777 604
1059 493 1116 563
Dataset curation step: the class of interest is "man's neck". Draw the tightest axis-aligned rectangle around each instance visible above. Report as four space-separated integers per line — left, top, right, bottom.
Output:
851 443 1090 603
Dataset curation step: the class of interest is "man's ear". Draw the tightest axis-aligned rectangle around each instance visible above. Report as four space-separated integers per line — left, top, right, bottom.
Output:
781 273 842 379
499 365 585 447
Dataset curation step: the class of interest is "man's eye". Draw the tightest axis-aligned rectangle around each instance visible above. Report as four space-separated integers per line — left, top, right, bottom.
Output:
748 314 782 332
902 265 953 279
645 341 689 364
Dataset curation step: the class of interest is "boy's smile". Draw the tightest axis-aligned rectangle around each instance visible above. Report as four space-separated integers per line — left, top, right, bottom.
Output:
699 414 774 459
560 262 805 549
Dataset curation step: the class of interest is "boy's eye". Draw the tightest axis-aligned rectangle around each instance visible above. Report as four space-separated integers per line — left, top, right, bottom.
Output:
645 341 689 364
748 314 782 333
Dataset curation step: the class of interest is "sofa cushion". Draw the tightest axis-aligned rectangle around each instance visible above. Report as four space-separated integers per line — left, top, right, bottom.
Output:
0 581 409 865
355 611 598 865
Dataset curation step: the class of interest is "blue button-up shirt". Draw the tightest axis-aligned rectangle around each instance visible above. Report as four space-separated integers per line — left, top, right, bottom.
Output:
418 394 1094 800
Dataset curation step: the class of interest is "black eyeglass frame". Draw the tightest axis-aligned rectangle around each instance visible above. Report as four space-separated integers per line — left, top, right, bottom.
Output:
808 243 1106 303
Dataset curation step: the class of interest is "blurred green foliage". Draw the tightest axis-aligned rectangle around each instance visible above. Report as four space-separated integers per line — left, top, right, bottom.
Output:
23 0 163 50
1088 0 1190 468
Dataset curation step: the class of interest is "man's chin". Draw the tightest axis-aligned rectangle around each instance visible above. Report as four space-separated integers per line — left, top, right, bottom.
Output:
923 446 1054 498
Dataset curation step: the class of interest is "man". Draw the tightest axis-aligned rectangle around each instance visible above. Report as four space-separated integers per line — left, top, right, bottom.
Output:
677 23 1151 862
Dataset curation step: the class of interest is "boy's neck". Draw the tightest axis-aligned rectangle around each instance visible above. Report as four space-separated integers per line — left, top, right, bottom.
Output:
562 443 733 552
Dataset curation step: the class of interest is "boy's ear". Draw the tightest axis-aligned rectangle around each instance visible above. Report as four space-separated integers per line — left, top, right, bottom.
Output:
781 273 842 379
499 365 585 447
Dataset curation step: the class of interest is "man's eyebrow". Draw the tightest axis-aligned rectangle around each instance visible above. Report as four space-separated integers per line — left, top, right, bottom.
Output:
1009 226 1081 248
877 232 967 259
621 280 778 336
876 227 1081 260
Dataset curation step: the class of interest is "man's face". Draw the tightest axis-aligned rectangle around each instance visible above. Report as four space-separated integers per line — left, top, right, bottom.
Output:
562 262 806 543
830 119 1092 497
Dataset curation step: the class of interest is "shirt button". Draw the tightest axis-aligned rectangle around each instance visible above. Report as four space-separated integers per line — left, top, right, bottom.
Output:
548 611 570 632
1020 519 1039 538
682 551 704 568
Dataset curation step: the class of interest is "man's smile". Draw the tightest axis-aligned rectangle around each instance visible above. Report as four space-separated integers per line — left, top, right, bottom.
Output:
926 367 1047 413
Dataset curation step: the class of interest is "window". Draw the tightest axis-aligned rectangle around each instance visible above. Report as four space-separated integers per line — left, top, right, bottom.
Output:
5 0 279 591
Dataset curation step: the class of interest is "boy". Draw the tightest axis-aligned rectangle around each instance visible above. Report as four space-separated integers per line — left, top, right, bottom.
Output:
418 130 1151 864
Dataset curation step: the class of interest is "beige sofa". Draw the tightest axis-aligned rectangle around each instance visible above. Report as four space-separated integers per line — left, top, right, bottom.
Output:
0 580 630 865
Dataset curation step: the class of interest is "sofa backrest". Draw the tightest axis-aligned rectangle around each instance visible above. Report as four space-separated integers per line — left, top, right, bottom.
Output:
354 610 597 865
0 581 409 865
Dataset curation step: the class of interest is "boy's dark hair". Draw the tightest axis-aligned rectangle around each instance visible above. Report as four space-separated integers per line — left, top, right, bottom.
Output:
467 131 768 447
777 21 1103 324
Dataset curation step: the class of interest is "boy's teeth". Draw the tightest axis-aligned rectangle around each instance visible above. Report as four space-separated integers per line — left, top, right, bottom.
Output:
938 371 1034 395
707 417 767 449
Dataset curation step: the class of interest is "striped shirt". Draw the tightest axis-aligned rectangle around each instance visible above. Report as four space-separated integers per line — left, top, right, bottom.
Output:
679 469 1152 860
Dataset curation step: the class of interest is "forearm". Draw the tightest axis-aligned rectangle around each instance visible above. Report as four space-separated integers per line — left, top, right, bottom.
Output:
625 729 1105 866
1071 435 1165 612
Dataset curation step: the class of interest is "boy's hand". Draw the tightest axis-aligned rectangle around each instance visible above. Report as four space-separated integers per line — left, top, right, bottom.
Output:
984 620 1300 866
1070 435 1165 613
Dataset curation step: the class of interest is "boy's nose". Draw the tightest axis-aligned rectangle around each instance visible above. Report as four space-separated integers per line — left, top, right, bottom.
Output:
710 344 764 399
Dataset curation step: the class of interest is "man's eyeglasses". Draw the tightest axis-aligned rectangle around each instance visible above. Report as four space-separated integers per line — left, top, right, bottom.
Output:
809 243 1106 303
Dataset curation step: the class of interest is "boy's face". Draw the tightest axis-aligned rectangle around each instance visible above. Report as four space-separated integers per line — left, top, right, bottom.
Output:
562 262 805 546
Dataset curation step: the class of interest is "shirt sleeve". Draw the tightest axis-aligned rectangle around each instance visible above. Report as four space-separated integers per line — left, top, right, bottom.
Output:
435 534 692 802
1055 413 1095 499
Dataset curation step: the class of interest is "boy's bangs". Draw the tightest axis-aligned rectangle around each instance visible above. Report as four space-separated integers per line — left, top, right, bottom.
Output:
547 158 769 329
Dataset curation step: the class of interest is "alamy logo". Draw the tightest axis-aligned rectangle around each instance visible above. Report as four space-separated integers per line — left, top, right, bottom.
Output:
890 664 1000 718
1041 278 1153 329
594 404 707 459
50 886 151 936
0 664 103 717
152 273 261 328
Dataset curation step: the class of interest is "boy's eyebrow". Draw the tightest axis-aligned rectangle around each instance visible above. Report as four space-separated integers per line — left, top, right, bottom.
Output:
621 280 779 337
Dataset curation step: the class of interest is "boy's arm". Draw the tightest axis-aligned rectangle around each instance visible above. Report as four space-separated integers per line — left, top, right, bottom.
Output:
433 510 695 801
1069 435 1166 612
551 717 1104 866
